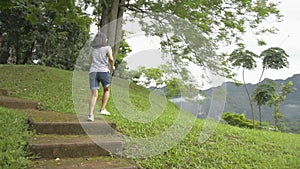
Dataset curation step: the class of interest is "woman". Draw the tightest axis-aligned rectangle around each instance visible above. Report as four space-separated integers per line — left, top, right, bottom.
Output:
88 32 115 121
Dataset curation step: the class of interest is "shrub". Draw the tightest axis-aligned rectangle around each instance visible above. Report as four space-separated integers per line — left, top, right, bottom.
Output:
222 112 258 128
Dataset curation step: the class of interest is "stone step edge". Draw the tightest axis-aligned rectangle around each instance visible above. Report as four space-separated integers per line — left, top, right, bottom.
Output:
0 96 40 110
29 121 117 135
29 137 124 159
29 156 137 169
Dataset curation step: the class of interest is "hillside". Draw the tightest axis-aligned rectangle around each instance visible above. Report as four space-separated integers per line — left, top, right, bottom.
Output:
173 74 300 133
0 65 299 168
202 74 300 133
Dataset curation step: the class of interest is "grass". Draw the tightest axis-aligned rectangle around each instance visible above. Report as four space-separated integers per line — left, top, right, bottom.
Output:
0 107 32 169
0 64 299 168
0 65 73 112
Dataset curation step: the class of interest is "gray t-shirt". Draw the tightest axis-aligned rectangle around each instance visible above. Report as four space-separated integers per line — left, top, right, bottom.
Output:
89 46 112 73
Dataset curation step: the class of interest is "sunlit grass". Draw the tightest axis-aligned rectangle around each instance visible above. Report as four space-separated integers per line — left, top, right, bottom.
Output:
0 65 299 168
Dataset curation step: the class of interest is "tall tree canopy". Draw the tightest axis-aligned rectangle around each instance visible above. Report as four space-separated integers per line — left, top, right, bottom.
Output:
79 0 283 81
1 0 283 73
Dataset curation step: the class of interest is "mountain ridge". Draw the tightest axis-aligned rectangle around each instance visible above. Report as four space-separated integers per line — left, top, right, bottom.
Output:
177 74 300 133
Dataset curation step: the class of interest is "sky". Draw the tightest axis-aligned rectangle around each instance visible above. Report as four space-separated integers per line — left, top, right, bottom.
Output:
234 0 300 84
122 1 300 87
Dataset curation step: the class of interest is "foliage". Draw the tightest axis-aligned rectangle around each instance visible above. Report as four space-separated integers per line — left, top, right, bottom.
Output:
0 0 91 70
228 48 259 69
81 0 283 87
132 67 165 87
1 0 286 92
1 65 300 168
204 76 300 134
253 80 277 126
0 107 32 169
165 78 199 98
228 47 260 128
253 81 277 106
268 81 296 131
222 112 259 128
261 47 289 70
228 47 290 128
115 37 132 68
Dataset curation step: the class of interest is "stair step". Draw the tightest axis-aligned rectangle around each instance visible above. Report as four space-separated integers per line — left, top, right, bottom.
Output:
30 121 116 135
0 96 40 109
29 135 124 159
29 156 137 169
0 89 9 96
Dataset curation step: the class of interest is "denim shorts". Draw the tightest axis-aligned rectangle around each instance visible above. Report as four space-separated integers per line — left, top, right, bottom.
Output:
89 72 111 90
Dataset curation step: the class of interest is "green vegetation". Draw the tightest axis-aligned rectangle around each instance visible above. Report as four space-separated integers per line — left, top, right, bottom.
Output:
222 112 259 129
228 47 291 129
0 65 74 113
208 77 300 134
0 107 32 169
0 65 299 168
1 0 283 82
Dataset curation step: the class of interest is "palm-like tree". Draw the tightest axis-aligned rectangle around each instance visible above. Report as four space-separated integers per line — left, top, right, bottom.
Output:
258 47 289 83
228 48 259 128
228 47 290 129
253 81 277 127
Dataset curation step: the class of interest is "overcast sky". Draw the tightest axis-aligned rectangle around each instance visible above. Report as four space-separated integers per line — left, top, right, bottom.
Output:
234 0 300 84
124 0 300 86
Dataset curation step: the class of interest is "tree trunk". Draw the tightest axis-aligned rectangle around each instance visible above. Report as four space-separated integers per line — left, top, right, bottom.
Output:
259 105 262 128
22 41 36 64
100 0 125 60
274 105 280 131
0 41 10 64
15 45 20 64
258 68 265 84
243 68 255 128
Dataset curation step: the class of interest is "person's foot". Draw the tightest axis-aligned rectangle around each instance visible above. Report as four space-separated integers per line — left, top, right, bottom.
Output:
87 114 94 121
99 109 111 116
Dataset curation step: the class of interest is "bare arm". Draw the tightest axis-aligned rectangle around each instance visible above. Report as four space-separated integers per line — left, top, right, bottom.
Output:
89 49 93 66
89 56 92 66
107 51 115 71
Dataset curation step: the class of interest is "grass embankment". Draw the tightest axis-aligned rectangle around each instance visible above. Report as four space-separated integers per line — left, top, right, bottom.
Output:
0 65 299 168
0 107 32 169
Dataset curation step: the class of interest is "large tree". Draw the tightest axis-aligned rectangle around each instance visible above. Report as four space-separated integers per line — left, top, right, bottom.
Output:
228 48 259 127
79 0 283 78
1 0 283 73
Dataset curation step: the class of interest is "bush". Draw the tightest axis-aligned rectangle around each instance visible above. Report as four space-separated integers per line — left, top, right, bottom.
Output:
0 107 32 169
222 112 258 128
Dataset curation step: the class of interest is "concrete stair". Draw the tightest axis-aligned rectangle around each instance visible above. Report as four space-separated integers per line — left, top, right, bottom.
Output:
0 89 137 169
0 95 41 109
29 134 123 159
29 121 116 135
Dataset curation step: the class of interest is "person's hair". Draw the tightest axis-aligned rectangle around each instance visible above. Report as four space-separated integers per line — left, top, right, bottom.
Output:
91 32 108 48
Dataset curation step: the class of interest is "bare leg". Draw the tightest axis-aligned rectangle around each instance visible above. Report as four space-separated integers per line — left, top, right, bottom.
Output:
101 87 110 110
89 90 98 115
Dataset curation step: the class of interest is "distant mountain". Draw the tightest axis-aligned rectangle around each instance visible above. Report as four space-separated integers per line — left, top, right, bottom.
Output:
173 74 300 133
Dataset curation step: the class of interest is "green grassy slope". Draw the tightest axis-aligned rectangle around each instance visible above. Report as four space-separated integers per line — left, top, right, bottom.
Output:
0 107 32 169
0 65 299 168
